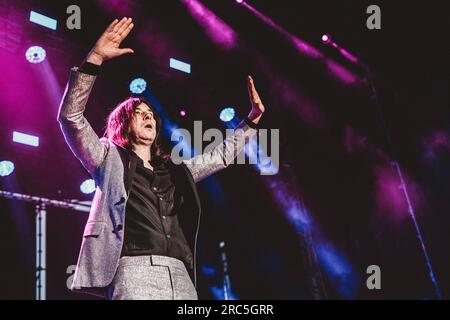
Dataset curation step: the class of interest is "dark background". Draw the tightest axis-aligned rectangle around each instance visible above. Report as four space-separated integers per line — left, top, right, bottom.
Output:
0 0 449 299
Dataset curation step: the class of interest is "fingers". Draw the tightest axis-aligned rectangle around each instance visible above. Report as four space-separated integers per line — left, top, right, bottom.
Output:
106 19 119 32
248 75 260 103
112 18 133 43
119 22 134 41
116 18 133 37
112 17 129 33
248 75 256 93
118 48 134 56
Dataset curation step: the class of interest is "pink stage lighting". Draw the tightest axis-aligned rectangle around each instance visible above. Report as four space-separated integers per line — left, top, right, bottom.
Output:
180 0 237 49
321 34 331 44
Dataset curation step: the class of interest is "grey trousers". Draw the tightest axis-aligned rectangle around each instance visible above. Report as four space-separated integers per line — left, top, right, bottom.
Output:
107 255 198 300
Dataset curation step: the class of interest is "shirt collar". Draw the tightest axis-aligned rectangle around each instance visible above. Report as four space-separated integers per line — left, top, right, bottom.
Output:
128 150 166 171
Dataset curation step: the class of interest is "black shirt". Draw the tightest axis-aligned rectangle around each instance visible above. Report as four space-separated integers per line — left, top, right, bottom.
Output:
121 151 194 270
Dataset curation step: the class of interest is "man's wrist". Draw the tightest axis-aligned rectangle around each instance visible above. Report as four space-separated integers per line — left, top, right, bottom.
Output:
244 114 260 129
79 61 102 76
86 50 104 66
247 110 263 125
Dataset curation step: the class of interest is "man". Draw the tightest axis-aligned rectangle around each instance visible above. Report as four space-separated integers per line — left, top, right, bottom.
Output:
58 17 265 300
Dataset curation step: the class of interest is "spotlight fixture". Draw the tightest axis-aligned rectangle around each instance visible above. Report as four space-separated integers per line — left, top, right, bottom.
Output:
129 78 147 94
25 46 46 63
0 160 15 177
219 107 235 122
321 34 331 44
80 179 96 194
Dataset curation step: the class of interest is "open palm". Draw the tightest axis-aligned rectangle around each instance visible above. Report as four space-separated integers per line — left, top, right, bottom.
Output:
91 17 134 62
248 75 265 115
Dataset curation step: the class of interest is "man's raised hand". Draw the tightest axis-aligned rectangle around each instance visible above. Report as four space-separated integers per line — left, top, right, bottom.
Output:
87 17 134 65
247 75 265 124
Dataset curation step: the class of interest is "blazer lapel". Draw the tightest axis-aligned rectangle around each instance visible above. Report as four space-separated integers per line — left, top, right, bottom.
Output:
114 143 135 195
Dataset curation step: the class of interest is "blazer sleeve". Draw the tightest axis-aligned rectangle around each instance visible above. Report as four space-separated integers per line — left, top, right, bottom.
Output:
182 120 257 183
57 67 108 174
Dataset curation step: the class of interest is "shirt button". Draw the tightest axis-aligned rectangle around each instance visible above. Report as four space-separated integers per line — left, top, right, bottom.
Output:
162 215 166 220
159 197 163 201
166 234 171 239
152 187 157 191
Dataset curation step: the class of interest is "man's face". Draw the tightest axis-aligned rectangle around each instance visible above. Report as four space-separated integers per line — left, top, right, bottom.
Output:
129 103 157 146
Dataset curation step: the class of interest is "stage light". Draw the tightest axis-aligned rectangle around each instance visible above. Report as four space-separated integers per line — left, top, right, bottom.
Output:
180 110 186 117
219 107 235 122
169 58 191 74
0 161 15 177
80 179 96 194
235 0 244 4
322 34 331 44
25 46 46 64
180 0 237 50
29 11 57 30
13 131 39 147
129 78 147 94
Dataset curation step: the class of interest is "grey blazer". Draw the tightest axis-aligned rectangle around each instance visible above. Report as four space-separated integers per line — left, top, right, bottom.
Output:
57 68 257 297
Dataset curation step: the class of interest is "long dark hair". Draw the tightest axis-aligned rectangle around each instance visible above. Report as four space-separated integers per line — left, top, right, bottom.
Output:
104 97 167 161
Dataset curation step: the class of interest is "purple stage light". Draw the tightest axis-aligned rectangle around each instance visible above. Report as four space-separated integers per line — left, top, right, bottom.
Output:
180 0 237 49
423 130 450 161
373 164 423 222
322 36 359 64
180 110 186 117
321 34 331 44
236 0 244 4
25 46 46 64
338 47 359 64
244 3 322 59
325 59 359 85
